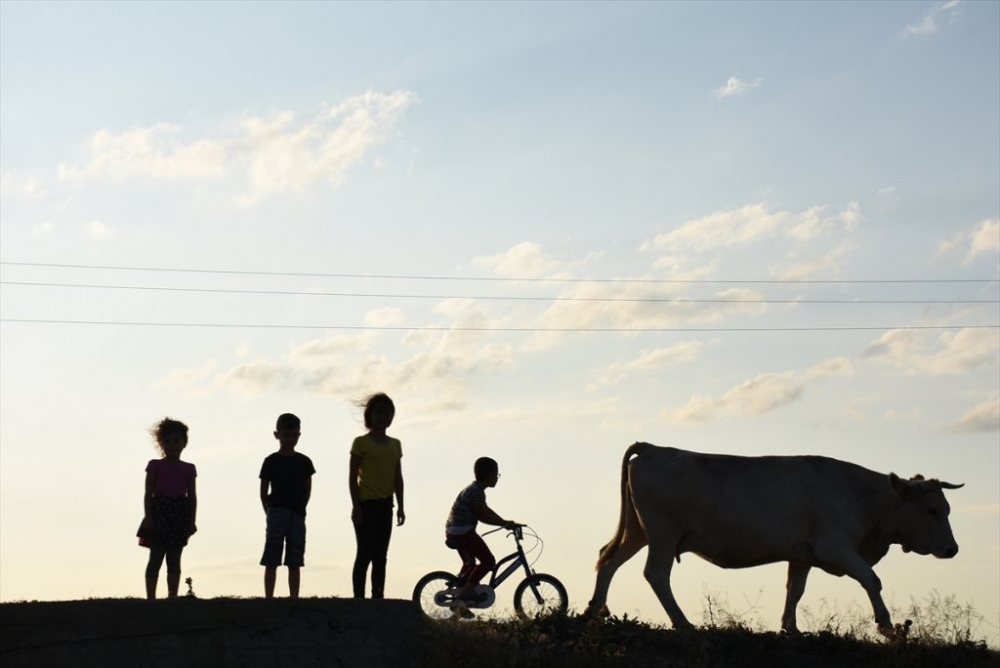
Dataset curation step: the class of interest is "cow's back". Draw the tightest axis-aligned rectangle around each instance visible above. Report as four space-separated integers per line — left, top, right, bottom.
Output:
627 446 885 569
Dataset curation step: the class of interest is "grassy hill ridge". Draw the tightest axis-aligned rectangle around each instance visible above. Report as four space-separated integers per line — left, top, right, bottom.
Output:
1 597 996 668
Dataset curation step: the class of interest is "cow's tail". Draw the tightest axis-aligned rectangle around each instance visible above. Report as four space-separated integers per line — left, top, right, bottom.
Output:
596 441 654 571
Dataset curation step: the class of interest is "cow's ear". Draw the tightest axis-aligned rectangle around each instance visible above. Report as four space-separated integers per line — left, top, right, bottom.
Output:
889 473 911 497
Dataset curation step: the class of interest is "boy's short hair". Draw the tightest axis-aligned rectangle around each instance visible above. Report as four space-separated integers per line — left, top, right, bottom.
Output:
474 457 499 480
276 413 301 431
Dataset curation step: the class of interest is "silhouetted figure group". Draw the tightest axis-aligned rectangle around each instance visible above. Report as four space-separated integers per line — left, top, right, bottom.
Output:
139 392 405 600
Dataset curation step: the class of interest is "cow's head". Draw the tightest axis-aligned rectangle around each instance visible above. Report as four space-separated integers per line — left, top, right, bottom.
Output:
889 473 963 558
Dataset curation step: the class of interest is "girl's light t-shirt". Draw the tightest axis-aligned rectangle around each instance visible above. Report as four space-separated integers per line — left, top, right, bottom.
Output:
351 434 402 501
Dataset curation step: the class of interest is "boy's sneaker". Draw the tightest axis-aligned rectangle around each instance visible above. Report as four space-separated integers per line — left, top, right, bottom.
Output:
450 603 475 619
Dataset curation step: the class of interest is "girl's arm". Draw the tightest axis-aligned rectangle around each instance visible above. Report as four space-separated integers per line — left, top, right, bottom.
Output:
395 461 405 526
187 476 198 534
349 454 362 524
142 468 155 529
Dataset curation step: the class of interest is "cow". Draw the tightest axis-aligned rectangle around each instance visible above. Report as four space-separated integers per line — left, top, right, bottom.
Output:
585 442 963 636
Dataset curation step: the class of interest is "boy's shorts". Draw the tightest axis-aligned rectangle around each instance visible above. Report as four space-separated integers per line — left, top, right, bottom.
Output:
260 507 306 568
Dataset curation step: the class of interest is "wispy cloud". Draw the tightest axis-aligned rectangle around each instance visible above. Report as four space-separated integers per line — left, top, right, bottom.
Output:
0 171 45 199
862 327 998 376
57 90 415 205
159 316 515 407
934 219 1000 265
660 357 853 424
472 241 562 279
641 202 860 254
589 340 705 389
84 220 114 239
904 0 962 37
714 76 762 99
948 394 1000 433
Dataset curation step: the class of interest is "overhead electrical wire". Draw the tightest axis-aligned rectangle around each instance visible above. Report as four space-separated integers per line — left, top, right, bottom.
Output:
1 319 996 333
1 261 996 285
2 280 997 304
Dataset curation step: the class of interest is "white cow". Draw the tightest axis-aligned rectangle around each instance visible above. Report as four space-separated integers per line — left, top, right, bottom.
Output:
586 442 963 635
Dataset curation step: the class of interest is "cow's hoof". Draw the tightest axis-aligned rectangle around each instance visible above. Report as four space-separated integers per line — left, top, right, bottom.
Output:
584 603 611 618
878 619 911 643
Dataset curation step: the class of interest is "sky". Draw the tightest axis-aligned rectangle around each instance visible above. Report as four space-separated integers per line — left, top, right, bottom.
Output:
1 0 998 641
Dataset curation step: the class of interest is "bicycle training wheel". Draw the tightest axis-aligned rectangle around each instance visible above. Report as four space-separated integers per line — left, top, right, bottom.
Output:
513 573 568 619
412 571 460 620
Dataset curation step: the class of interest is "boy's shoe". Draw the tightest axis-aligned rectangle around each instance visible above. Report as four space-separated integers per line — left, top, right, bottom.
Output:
450 603 475 619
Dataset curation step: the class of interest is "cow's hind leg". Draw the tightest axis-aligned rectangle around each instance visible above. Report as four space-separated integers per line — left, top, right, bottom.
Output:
781 562 811 634
588 529 647 616
642 528 692 630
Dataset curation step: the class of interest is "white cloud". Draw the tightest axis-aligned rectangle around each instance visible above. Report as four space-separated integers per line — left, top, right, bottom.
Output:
714 76 763 99
32 222 54 236
59 124 227 181
364 307 406 327
660 356 851 424
884 407 923 422
862 328 998 375
904 0 962 37
967 219 1000 263
85 220 114 238
948 394 1000 433
0 171 45 198
935 219 999 265
771 240 858 281
521 283 770 352
57 90 415 205
663 371 803 423
472 241 561 279
160 322 514 404
590 340 704 388
642 202 860 254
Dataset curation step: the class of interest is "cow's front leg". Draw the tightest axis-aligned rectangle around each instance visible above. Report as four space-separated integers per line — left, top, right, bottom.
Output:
781 562 811 634
817 547 892 633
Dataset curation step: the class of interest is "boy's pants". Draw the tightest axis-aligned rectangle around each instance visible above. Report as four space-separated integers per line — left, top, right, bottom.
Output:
450 531 495 587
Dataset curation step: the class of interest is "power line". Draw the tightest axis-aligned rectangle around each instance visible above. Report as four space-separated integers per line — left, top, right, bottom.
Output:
1 261 995 284
1 318 996 333
2 280 996 304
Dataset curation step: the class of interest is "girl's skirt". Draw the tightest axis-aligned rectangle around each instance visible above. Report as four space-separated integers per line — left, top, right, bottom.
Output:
137 495 192 548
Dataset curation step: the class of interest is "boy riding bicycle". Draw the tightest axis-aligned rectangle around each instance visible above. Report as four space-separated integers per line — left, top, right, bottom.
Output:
445 457 517 602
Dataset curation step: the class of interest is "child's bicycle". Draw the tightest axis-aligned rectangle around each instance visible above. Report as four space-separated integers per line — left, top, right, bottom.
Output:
412 524 568 620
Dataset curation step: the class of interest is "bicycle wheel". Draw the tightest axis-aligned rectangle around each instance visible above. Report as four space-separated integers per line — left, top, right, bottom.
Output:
513 573 568 619
412 571 461 620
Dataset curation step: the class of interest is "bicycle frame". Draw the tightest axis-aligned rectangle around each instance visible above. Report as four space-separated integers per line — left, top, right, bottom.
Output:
457 526 535 592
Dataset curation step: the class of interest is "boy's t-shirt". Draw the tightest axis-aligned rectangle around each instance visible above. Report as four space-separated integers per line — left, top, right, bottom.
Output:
260 452 316 518
147 459 197 497
446 480 486 535
350 434 402 501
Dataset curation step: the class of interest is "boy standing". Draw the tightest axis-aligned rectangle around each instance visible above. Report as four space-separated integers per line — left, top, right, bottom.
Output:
260 413 315 598
445 457 517 602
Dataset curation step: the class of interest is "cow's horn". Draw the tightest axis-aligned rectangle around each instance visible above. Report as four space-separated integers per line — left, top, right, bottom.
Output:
939 481 964 490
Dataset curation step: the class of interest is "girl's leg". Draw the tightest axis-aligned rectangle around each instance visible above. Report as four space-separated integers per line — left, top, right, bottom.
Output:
369 500 393 598
145 546 167 599
288 567 301 599
352 517 371 598
165 547 183 598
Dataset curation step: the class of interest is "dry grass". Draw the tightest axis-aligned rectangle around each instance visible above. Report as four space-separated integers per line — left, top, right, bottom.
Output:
420 595 998 668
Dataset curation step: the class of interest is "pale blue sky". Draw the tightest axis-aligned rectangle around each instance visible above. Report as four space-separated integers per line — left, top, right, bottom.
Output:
1 0 998 640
